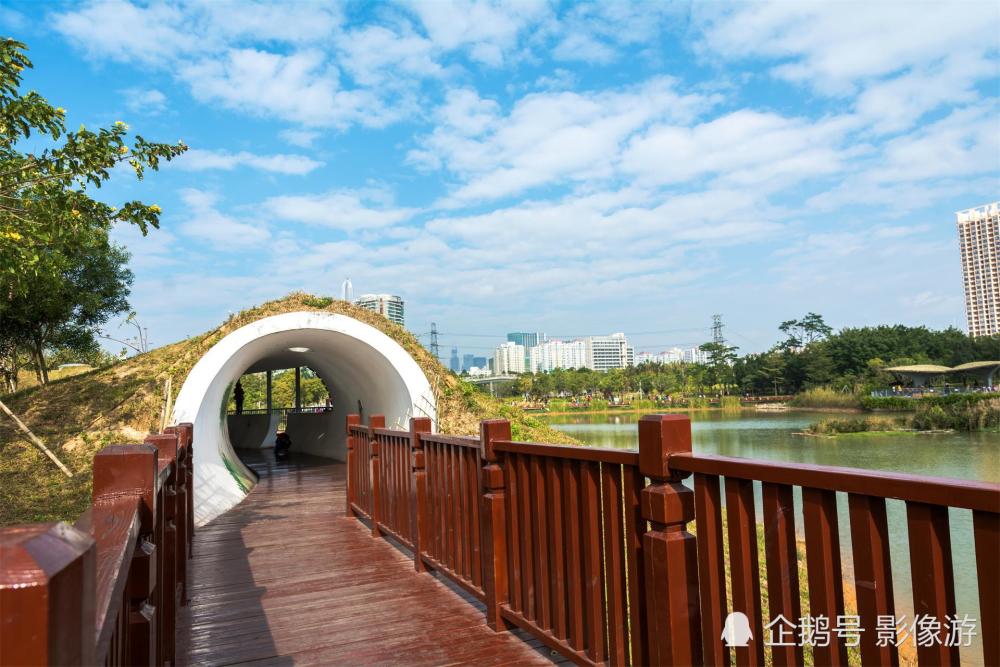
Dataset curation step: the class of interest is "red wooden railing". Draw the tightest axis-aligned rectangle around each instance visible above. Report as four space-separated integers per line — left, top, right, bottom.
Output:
346 412 1000 667
0 424 194 666
419 431 484 599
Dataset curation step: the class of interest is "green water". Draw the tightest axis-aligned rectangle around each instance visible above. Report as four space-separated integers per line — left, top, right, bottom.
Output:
543 410 1000 665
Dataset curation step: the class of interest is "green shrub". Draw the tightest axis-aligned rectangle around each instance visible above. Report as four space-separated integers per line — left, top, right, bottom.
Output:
860 396 913 411
809 416 902 434
547 398 569 411
301 295 334 308
631 399 656 410
588 398 609 411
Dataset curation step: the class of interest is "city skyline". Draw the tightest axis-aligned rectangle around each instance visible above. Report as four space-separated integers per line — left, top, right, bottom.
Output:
6 2 998 356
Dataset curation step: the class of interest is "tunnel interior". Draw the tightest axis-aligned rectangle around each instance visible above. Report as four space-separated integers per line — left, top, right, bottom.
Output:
172 312 436 526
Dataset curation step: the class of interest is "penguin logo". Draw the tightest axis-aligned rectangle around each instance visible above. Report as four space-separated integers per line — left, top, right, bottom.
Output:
721 611 753 647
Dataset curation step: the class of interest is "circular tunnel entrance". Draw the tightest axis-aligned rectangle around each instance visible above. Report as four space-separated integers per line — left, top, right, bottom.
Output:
173 312 436 525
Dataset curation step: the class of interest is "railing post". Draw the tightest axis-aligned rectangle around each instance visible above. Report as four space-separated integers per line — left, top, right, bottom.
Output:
346 414 361 517
369 414 385 537
0 523 96 666
145 433 179 667
93 443 158 666
480 419 511 631
410 416 432 572
638 414 702 666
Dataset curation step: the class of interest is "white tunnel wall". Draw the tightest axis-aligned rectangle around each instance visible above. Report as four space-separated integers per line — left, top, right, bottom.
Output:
173 312 436 526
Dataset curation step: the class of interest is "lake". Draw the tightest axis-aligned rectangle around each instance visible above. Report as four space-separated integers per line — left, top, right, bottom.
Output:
542 410 1000 665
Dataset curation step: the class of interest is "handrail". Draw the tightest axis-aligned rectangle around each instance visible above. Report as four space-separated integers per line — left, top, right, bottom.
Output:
0 422 195 666
495 439 639 465
670 452 1000 512
418 432 479 448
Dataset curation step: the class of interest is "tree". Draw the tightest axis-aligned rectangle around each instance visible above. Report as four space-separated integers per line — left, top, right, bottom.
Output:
4 226 131 384
699 341 739 394
0 39 186 299
0 39 185 387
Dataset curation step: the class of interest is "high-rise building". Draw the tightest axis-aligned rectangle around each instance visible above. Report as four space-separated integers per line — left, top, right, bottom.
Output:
585 333 633 371
507 332 543 348
507 332 544 369
449 347 460 373
957 203 1000 337
341 277 353 302
494 342 526 374
529 340 587 373
355 294 405 326
473 356 487 369
462 354 475 372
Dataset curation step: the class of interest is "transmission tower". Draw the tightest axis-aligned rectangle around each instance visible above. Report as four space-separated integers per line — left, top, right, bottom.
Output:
430 322 440 361
712 314 725 345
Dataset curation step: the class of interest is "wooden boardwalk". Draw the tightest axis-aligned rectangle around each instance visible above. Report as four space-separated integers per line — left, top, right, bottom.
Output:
177 452 555 666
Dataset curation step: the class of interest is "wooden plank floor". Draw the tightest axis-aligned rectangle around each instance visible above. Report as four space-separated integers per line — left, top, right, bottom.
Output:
177 452 555 666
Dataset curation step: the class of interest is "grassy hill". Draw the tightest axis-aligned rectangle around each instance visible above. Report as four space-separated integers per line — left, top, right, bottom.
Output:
0 293 574 526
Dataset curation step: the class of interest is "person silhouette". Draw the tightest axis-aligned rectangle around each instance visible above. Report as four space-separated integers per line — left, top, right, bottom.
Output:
234 380 244 415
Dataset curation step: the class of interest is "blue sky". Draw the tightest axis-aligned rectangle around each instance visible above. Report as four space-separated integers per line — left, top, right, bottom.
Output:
4 1 999 358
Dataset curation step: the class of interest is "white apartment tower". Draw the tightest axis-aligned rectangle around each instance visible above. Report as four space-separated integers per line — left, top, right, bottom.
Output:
494 342 526 374
585 333 634 371
529 340 587 373
355 294 405 327
957 203 1000 337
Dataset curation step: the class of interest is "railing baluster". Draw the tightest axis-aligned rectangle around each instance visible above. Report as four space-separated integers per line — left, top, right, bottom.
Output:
907 501 959 665
546 457 568 640
725 477 765 666
470 448 483 587
601 463 627 665
507 452 523 613
518 452 536 621
974 509 999 666
622 464 647 667
803 487 848 666
847 493 896 667
563 459 586 652
693 473 729 667
531 455 551 630
580 460 606 662
762 481 803 667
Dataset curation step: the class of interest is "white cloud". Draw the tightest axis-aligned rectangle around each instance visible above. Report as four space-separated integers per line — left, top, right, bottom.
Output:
411 77 717 203
122 87 167 114
279 129 321 148
335 25 443 87
620 110 859 190
175 149 323 175
695 2 1000 95
263 189 416 231
552 2 680 64
52 0 199 66
178 48 390 128
177 189 270 247
403 0 551 66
